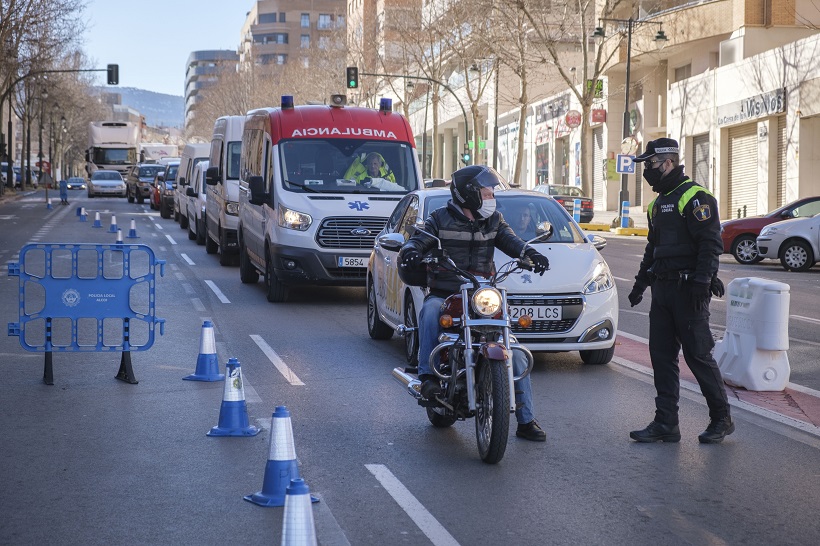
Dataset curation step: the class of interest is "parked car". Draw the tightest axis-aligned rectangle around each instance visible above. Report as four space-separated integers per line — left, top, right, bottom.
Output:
158 160 179 218
367 187 618 366
87 170 126 198
533 184 594 223
423 178 449 188
65 176 86 190
185 160 209 245
756 212 820 271
720 196 820 264
126 163 166 204
174 143 209 227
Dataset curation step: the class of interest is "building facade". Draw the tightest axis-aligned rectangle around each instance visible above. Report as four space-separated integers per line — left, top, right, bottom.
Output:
184 50 240 131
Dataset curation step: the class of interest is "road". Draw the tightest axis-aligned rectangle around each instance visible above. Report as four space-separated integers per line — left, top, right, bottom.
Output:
1 191 819 545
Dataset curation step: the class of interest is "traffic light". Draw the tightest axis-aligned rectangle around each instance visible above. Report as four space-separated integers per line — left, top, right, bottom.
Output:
461 144 471 165
107 64 119 85
346 66 359 89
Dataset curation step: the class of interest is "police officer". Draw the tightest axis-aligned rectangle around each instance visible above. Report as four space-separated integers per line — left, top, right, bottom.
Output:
627 138 734 444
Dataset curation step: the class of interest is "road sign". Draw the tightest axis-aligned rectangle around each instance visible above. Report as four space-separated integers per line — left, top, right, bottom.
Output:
616 154 635 174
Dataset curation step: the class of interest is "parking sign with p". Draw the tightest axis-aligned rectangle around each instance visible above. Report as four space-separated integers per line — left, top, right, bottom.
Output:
616 154 635 174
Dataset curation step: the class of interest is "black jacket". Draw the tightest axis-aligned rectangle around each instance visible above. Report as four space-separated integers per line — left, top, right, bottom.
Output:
402 200 529 296
636 166 722 286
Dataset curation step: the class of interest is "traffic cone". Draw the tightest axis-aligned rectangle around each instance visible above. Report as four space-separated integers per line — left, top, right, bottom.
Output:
47 198 53 210
183 320 224 382
80 207 87 222
108 214 118 233
76 206 82 216
281 479 318 546
207 358 258 437
115 229 123 245
92 212 102 228
244 406 319 507
127 219 139 238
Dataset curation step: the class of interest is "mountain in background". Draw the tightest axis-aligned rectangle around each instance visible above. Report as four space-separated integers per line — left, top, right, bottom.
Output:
98 86 184 128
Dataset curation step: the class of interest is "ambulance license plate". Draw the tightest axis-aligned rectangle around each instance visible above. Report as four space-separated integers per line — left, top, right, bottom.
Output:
338 256 367 267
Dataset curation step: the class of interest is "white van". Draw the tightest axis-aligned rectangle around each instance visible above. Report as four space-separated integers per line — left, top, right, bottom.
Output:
185 160 209 245
204 115 244 265
238 96 422 302
174 143 210 227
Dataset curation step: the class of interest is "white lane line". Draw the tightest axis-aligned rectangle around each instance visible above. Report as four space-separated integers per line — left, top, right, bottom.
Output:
154 223 163 230
164 234 176 245
191 297 205 312
174 272 185 281
181 253 195 265
204 280 230 303
792 314 820 325
365 464 460 546
249 335 304 386
613 276 632 282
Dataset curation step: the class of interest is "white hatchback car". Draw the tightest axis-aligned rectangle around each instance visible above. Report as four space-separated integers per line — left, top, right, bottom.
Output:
88 170 126 198
367 188 619 366
756 213 820 271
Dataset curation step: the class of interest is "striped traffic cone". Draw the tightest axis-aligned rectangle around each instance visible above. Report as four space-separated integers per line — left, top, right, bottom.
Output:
92 212 102 228
80 207 87 221
281 479 318 546
115 229 123 245
108 214 118 233
207 358 259 437
244 406 318 507
127 219 139 238
183 321 224 382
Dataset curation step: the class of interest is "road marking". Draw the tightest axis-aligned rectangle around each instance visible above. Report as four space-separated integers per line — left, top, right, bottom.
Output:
613 276 632 282
181 282 195 295
180 253 195 265
249 335 304 385
191 297 205 312
792 314 820 325
154 223 163 230
365 464 460 546
204 280 230 303
164 234 176 245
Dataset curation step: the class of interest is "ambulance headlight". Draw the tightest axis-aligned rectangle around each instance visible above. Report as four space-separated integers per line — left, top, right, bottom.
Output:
278 204 312 231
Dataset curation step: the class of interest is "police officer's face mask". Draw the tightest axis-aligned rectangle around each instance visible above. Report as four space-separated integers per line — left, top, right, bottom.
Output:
642 159 667 187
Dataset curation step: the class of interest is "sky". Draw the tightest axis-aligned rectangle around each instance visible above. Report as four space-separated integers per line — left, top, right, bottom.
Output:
81 0 254 96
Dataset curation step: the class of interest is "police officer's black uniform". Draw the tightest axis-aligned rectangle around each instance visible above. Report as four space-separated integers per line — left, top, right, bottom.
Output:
628 138 734 444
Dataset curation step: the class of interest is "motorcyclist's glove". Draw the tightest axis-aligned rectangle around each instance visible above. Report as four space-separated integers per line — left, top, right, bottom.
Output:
401 248 421 269
628 282 647 307
710 275 725 298
691 282 711 311
524 248 549 275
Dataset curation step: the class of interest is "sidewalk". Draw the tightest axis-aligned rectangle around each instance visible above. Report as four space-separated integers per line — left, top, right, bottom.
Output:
592 206 648 229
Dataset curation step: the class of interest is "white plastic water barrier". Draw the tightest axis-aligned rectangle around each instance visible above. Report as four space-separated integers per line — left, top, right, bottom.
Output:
714 277 790 391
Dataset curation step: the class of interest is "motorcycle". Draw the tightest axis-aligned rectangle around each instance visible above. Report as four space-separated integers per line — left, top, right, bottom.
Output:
389 225 552 464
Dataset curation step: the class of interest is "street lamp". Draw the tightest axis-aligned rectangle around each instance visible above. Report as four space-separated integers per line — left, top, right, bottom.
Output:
593 17 667 210
38 88 47 195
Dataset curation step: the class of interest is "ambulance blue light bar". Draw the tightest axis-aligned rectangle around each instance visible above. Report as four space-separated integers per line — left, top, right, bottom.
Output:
379 98 392 113
281 95 294 109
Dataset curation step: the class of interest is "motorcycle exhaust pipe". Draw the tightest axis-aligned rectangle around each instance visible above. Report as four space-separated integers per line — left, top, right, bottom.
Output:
392 367 421 399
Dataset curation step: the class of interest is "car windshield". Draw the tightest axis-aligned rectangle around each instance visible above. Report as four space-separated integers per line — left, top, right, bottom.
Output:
92 172 122 180
278 139 420 194
165 165 179 181
424 193 586 243
139 166 165 178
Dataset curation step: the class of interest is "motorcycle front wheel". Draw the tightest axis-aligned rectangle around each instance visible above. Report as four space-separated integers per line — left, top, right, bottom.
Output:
474 357 510 464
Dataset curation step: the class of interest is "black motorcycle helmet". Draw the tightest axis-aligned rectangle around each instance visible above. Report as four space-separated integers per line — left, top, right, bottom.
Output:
450 165 503 212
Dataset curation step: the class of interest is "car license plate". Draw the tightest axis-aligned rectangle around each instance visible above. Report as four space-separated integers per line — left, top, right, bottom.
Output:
338 256 367 267
509 306 562 320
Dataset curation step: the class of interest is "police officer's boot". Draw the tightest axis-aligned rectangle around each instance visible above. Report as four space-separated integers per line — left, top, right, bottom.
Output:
629 421 681 443
698 416 735 444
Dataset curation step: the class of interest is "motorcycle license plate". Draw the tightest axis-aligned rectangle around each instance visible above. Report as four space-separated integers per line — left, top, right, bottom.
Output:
338 256 367 267
509 306 562 320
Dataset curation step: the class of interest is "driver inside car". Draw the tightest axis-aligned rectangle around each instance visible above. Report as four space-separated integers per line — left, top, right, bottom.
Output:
398 165 551 442
344 151 397 185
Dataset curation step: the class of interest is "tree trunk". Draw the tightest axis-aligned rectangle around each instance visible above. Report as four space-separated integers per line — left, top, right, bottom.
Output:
512 76 528 187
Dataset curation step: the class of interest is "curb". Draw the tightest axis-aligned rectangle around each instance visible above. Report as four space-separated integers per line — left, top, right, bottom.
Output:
612 227 649 236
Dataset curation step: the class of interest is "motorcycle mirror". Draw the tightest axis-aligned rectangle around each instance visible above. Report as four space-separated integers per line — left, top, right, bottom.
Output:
533 221 553 241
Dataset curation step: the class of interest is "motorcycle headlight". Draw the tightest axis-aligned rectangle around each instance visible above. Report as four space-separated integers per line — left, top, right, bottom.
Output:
584 261 614 294
226 201 239 215
472 287 502 317
278 203 312 231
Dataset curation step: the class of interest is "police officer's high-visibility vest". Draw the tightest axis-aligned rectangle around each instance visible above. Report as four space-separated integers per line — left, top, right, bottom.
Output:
647 178 716 264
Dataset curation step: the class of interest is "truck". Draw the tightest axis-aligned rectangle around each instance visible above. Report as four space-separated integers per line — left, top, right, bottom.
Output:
139 143 179 163
86 121 140 177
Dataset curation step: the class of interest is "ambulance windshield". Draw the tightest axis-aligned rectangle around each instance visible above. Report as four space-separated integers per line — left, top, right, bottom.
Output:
279 139 420 194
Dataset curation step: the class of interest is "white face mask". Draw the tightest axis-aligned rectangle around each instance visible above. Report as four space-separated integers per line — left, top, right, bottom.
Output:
477 198 496 218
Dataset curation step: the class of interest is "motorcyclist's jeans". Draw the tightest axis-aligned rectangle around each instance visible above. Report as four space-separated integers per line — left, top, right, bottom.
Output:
418 295 535 424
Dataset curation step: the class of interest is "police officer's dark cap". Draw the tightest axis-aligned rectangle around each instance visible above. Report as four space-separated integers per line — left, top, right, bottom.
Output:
633 137 680 163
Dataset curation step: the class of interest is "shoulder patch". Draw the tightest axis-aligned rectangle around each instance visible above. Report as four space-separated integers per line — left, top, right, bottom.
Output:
693 203 712 221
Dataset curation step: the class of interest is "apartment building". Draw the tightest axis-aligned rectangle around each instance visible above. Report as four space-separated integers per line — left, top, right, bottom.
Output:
184 50 240 130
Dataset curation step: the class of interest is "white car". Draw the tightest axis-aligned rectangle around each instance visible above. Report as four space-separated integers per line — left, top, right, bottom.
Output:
87 170 126 198
756 213 820 271
185 160 209 245
366 188 619 366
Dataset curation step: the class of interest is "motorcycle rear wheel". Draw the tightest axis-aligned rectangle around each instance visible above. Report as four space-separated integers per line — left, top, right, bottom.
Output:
475 358 510 464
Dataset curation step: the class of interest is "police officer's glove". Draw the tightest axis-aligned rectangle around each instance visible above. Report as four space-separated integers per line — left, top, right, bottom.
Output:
401 248 421 269
628 282 647 307
710 276 725 298
524 248 549 275
691 282 711 311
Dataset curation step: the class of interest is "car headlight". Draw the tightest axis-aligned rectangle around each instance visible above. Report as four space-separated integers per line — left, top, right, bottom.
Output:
471 287 502 317
760 226 777 236
278 203 312 231
584 261 614 294
164 189 174 196
226 201 239 215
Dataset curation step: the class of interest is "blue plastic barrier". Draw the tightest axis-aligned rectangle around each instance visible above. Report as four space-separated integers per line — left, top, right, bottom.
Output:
621 201 630 228
7 243 166 385
573 198 582 222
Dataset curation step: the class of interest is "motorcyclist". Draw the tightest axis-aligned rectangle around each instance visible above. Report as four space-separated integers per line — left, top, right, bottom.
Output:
399 165 551 442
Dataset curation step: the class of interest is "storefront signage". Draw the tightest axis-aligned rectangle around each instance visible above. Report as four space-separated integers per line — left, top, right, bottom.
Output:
716 88 786 126
565 110 582 128
535 93 571 123
591 109 606 123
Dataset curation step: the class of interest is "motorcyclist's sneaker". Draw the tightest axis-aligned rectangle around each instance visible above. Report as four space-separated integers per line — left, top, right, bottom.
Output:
418 375 441 400
516 420 546 442
698 416 735 444
629 421 681 443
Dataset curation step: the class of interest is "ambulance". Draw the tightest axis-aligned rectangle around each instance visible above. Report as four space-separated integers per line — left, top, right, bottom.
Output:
238 96 422 302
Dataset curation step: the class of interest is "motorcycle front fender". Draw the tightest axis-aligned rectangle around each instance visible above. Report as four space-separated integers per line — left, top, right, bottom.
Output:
479 342 508 361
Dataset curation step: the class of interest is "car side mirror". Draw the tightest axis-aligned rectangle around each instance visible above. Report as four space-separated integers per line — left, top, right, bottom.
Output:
205 166 220 186
588 234 607 251
378 232 405 252
178 176 186 186
186 187 196 197
781 210 793 219
248 176 268 205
